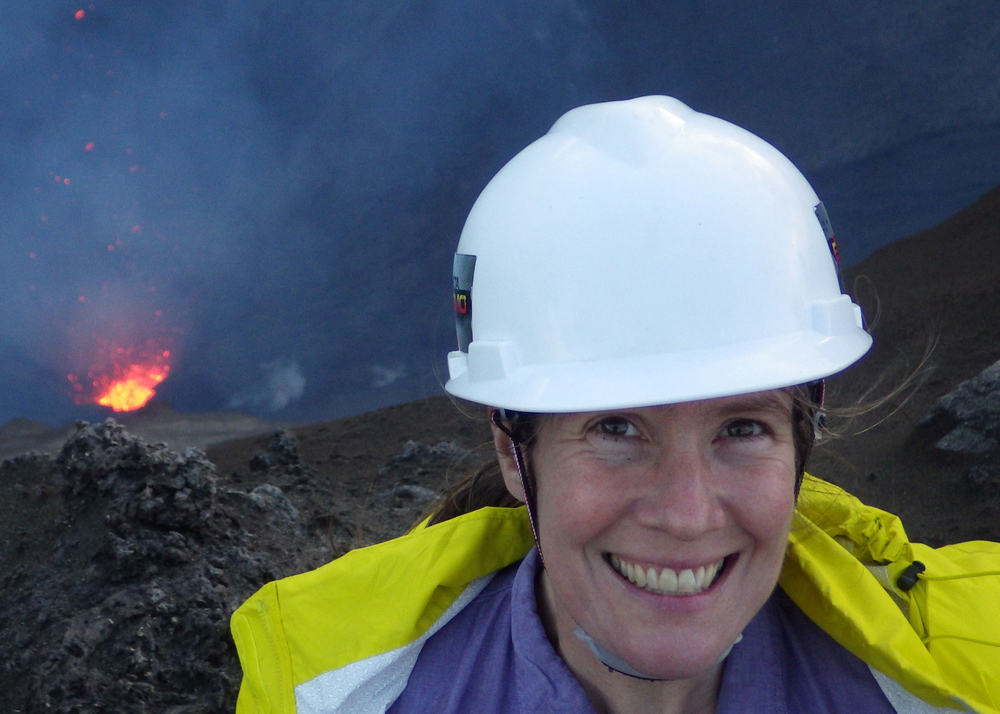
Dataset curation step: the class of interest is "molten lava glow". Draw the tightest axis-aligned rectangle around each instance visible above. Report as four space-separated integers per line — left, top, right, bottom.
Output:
68 342 172 412
95 363 169 412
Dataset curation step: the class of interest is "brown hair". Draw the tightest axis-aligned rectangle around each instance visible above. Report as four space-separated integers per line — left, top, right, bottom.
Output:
423 385 818 527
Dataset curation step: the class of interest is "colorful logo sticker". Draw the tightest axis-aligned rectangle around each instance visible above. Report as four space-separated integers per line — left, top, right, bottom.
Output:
814 202 841 271
453 253 476 352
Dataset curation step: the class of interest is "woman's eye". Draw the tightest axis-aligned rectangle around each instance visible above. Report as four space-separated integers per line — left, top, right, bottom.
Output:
596 416 640 437
722 420 765 438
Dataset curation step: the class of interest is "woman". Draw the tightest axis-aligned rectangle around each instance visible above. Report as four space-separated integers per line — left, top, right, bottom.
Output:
231 97 1000 713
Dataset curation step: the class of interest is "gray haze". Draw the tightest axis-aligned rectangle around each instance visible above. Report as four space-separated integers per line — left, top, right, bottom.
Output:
1 0 999 425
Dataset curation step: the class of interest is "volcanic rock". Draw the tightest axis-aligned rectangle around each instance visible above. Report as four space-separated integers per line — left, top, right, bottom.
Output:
248 429 301 472
965 465 1000 494
0 420 310 714
917 359 1000 497
378 439 470 478
919 359 1000 456
376 440 471 508
0 399 493 713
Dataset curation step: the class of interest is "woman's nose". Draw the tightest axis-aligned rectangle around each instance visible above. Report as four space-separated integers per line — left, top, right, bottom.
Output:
631 450 727 539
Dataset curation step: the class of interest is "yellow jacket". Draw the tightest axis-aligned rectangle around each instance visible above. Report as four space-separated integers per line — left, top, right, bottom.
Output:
231 474 1000 713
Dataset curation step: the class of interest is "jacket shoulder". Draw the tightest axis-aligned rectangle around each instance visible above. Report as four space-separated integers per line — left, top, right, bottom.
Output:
783 474 1000 713
231 507 533 714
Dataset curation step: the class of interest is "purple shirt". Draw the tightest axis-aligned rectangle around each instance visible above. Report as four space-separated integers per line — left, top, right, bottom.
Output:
388 548 895 713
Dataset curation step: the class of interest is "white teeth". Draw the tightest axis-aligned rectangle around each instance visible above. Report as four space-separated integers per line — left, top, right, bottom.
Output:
705 560 719 585
610 554 725 596
659 567 677 591
634 565 647 588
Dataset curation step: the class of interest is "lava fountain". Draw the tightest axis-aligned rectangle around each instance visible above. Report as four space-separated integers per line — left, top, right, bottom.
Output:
68 339 172 412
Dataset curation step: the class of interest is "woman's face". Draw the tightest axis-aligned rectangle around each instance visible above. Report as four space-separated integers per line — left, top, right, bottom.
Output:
501 390 798 681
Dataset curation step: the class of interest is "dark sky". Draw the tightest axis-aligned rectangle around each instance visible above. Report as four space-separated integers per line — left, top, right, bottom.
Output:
2 0 999 426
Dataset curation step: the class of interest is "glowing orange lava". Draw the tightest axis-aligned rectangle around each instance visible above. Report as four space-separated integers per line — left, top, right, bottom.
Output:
68 341 172 412
95 363 169 411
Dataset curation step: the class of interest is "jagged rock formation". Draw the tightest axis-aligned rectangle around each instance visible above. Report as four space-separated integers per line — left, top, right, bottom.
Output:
249 430 303 473
0 413 482 713
920 359 1000 493
0 421 308 714
376 440 471 508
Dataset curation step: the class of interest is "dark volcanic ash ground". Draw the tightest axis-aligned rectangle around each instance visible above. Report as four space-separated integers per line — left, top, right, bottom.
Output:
0 401 491 713
0 422 294 712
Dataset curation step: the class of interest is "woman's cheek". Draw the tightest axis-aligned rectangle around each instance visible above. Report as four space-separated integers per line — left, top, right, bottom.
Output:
743 477 797 537
543 467 628 533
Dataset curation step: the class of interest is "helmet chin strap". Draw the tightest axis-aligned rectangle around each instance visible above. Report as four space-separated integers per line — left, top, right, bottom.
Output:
491 408 544 568
809 379 827 436
573 627 743 681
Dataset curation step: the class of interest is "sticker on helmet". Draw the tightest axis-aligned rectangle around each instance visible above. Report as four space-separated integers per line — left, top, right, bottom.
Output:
453 253 476 352
814 202 841 271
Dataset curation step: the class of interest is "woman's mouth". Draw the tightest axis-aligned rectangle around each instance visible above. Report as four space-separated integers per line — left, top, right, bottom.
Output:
608 553 729 596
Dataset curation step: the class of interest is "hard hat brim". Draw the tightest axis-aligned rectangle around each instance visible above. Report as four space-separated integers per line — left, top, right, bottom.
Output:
446 329 872 412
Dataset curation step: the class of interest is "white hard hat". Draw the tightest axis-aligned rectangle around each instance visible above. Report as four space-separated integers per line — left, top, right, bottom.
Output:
445 96 871 412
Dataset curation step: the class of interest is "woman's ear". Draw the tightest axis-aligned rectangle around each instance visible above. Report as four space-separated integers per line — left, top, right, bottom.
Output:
490 413 526 503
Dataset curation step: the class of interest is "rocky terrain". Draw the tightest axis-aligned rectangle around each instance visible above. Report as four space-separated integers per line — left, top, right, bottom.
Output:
1 184 999 712
0 399 492 713
808 184 1000 545
0 402 288 464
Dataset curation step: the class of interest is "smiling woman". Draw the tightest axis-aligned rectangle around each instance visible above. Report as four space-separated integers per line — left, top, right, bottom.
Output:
230 97 1000 714
522 396 799 688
